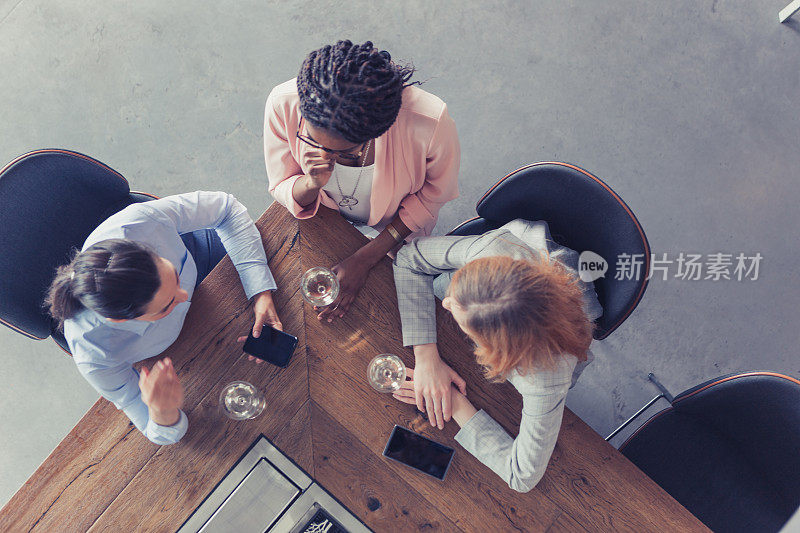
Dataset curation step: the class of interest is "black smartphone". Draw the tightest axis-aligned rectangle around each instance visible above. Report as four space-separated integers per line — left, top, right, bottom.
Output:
382 425 455 480
242 326 298 368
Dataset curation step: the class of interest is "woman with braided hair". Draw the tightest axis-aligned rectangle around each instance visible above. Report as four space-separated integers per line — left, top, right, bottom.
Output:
264 39 460 322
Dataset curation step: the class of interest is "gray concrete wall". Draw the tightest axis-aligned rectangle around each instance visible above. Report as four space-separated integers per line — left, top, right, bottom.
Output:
1 0 798 508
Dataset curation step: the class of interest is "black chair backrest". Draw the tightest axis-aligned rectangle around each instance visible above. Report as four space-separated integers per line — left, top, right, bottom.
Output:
449 162 650 339
0 149 145 342
671 372 800 505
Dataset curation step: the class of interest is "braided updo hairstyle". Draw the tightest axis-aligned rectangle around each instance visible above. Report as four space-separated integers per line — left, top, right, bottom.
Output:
297 40 418 144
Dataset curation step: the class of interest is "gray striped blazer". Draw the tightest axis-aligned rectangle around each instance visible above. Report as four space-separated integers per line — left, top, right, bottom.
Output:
392 219 602 492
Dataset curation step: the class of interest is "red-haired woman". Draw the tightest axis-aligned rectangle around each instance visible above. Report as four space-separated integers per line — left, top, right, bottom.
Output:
391 219 603 492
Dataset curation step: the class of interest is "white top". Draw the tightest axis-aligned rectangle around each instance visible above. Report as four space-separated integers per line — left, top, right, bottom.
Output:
323 162 375 225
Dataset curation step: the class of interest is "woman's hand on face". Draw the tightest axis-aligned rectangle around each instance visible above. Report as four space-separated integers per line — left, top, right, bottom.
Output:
316 254 370 322
139 358 184 426
302 150 335 189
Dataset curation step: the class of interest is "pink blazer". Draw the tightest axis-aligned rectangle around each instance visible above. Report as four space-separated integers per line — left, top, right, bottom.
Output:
263 79 460 239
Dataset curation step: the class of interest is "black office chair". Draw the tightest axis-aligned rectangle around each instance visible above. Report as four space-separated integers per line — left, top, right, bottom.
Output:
449 162 650 339
0 149 158 354
613 371 800 533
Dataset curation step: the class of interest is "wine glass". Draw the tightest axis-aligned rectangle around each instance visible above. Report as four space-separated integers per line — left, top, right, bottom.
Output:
300 267 340 307
219 381 265 420
367 354 406 393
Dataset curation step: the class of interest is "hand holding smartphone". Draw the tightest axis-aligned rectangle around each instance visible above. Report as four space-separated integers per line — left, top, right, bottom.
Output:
242 325 298 368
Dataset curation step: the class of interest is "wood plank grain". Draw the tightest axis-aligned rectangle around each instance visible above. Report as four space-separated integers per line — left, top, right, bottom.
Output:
545 511 589 533
0 400 155 533
2 202 709 533
88 342 308 532
309 349 562 533
310 401 461 533
301 206 708 533
273 399 314 476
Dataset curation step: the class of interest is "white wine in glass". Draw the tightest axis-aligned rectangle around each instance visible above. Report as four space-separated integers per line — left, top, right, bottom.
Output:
301 267 340 307
368 354 406 393
219 381 266 420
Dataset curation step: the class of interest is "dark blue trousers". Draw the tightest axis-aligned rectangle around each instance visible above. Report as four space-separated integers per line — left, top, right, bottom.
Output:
180 229 226 287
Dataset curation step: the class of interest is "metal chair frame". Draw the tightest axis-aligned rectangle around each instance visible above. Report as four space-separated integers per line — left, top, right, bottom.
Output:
605 373 673 441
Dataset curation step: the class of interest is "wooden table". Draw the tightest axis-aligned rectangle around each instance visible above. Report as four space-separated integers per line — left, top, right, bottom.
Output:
0 204 709 533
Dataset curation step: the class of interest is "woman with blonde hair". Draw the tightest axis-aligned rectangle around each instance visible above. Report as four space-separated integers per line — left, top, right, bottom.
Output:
391 219 602 492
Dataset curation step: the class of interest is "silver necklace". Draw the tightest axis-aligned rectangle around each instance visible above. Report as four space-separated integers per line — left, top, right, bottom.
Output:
334 139 372 210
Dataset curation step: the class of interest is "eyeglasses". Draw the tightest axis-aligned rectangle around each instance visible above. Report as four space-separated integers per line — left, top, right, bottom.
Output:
296 119 364 162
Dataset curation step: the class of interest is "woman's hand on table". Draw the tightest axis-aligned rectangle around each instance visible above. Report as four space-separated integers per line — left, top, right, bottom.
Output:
391 366 419 406
139 357 184 426
449 386 478 427
399 346 467 429
414 355 467 430
315 218 409 322
393 369 477 429
236 290 283 365
316 253 370 322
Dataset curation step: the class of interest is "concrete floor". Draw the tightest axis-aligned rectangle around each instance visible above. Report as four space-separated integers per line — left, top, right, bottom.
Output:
1 0 799 509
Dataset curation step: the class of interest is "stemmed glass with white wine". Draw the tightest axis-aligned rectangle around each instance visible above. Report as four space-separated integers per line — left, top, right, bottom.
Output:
219 381 266 420
301 267 340 307
367 354 406 393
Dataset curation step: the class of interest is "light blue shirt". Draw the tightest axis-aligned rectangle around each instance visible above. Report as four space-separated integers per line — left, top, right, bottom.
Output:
64 191 276 445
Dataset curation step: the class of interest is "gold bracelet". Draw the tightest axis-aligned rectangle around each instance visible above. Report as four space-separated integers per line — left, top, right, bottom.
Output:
386 223 404 243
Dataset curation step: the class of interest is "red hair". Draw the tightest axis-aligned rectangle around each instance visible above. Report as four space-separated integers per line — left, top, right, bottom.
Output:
448 255 593 380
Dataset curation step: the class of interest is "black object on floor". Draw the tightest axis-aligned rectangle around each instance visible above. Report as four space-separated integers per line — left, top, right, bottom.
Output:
297 507 349 533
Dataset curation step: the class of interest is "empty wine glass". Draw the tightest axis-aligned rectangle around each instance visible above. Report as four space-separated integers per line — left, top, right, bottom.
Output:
367 354 406 393
301 267 340 307
219 381 266 420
